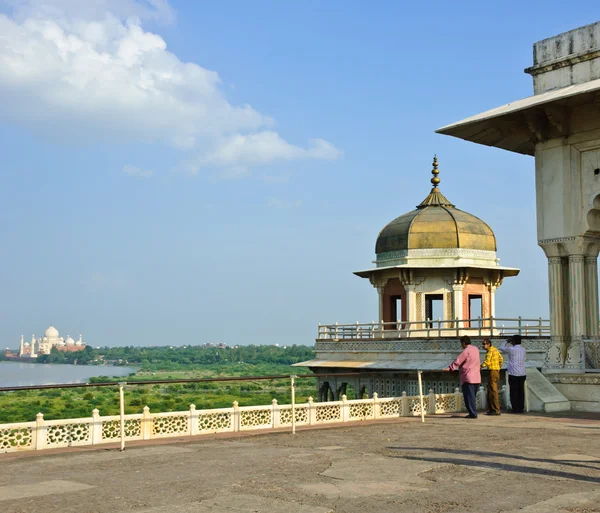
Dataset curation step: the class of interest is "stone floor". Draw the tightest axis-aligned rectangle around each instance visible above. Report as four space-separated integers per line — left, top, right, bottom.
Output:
1 411 600 513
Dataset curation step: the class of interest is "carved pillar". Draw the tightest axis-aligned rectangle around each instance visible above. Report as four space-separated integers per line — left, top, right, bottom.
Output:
567 254 585 368
585 255 599 337
377 286 385 323
404 284 416 325
452 285 464 326
548 256 565 339
568 255 586 337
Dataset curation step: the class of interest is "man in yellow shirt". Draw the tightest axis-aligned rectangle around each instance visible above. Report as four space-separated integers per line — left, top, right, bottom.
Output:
481 339 503 415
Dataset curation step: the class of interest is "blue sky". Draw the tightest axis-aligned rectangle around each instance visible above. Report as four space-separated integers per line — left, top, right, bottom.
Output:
0 0 597 347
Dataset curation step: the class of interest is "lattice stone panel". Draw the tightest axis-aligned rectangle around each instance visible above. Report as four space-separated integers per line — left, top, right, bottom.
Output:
409 397 429 415
379 399 402 417
280 407 308 426
152 415 188 436
198 412 232 433
415 292 423 321
241 408 272 428
476 392 483 410
315 404 341 423
435 394 456 413
46 423 90 446
349 402 373 420
102 419 141 440
0 427 33 451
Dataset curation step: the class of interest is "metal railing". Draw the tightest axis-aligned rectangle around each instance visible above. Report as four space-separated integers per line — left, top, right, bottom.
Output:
318 317 550 340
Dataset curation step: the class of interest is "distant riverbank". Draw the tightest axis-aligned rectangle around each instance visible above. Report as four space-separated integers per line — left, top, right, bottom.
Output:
0 361 137 387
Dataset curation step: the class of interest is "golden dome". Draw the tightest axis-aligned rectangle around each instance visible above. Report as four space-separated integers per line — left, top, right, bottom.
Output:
375 157 496 254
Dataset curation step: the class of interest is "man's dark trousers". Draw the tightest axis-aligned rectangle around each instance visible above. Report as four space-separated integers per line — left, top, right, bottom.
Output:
461 383 480 417
509 374 526 413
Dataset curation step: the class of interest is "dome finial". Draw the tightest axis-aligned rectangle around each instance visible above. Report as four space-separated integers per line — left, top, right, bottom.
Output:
431 155 440 188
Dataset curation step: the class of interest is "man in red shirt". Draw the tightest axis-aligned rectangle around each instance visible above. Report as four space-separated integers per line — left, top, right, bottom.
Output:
445 335 481 419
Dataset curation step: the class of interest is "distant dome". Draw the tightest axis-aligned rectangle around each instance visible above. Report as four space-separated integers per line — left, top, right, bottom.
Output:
65 336 75 345
75 339 83 346
44 325 59 339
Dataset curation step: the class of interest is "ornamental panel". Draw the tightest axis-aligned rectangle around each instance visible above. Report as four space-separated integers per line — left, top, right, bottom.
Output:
0 427 33 451
240 408 272 428
198 412 232 432
379 399 402 417
349 402 374 420
102 419 141 440
152 415 188 436
315 404 341 423
279 406 308 426
46 423 91 447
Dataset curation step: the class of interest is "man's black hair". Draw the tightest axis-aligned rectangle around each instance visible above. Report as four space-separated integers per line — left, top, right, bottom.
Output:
511 335 522 345
460 335 471 345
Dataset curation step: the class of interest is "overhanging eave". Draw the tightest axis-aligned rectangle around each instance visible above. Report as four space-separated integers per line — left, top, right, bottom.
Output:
436 77 600 155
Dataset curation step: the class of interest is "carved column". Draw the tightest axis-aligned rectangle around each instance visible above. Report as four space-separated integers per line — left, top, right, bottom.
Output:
547 256 565 339
567 254 585 368
404 284 416 325
452 285 464 326
585 255 599 337
377 285 385 323
568 255 586 337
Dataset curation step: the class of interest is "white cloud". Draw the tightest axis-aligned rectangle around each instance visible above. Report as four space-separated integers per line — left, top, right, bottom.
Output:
122 164 152 177
0 1 341 173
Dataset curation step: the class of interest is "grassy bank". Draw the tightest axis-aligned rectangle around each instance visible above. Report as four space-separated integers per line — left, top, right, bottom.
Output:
0 363 317 423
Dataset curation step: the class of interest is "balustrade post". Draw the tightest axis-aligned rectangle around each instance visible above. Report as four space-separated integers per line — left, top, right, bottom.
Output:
454 388 462 412
538 317 543 336
232 401 240 432
118 382 126 451
438 318 442 337
356 321 359 339
478 317 482 336
335 322 339 341
380 319 385 338
428 389 436 415
189 404 198 436
490 315 495 335
307 396 316 425
272 399 280 429
341 394 349 422
372 392 379 420
518 316 522 335
142 406 151 440
91 408 101 444
478 386 486 411
371 320 375 339
401 391 409 417
455 317 459 337
290 375 296 435
35 412 47 450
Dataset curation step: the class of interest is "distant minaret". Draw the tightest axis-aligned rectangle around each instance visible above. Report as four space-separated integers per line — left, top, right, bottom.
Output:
30 334 36 357
19 335 24 356
78 334 83 344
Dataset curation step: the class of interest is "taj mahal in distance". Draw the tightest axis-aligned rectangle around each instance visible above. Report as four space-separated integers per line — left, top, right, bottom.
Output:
5 325 86 359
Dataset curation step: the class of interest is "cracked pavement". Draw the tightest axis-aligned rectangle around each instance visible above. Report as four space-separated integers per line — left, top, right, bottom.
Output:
1 412 599 513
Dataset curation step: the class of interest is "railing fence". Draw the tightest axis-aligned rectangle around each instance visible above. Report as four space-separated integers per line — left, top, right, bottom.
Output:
318 317 550 340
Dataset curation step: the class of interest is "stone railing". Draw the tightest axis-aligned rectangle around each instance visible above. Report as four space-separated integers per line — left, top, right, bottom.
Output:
0 386 503 454
318 317 550 340
582 338 600 371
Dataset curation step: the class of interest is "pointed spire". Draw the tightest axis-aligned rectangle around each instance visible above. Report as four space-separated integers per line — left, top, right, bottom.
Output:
417 155 455 208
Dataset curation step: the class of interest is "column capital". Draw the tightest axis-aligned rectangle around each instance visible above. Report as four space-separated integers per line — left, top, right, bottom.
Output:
451 284 464 292
548 256 563 265
568 254 585 264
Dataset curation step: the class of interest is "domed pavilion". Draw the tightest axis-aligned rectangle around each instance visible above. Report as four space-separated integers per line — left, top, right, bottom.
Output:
354 156 519 330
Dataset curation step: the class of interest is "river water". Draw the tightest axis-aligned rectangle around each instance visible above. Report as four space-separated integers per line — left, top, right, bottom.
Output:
0 361 137 387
